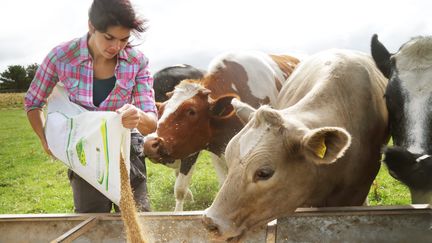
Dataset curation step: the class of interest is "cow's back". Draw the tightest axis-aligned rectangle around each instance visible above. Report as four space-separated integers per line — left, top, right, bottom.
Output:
278 50 387 111
204 51 299 108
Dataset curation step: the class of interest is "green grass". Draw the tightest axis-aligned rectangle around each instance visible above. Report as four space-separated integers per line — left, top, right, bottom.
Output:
0 96 219 213
368 165 411 205
0 109 74 213
0 93 410 214
0 108 219 213
147 152 219 211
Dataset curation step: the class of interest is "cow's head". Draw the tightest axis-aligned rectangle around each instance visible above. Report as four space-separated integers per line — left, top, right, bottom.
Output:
144 80 238 164
203 100 351 241
371 34 432 203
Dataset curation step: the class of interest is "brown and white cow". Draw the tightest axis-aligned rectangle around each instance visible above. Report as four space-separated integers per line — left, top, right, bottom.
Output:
149 64 205 211
203 49 389 241
144 51 299 211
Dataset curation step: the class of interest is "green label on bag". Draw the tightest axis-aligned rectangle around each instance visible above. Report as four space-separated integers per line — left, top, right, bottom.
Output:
100 119 109 190
76 138 87 166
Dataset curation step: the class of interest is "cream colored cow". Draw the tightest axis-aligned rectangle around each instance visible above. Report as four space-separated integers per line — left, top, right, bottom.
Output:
203 49 389 241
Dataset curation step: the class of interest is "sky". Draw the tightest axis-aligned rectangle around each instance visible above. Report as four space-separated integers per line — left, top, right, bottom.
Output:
1 0 432 74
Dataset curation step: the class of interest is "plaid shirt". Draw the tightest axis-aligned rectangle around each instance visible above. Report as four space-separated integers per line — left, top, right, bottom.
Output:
25 34 157 116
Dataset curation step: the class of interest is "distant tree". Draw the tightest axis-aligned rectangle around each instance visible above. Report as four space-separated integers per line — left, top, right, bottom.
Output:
0 63 39 91
0 65 26 90
0 76 14 90
25 63 39 87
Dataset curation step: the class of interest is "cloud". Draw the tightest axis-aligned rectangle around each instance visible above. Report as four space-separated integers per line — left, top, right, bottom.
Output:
1 0 432 74
0 0 88 71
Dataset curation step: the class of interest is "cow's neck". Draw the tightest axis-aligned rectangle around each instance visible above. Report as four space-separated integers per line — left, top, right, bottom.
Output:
207 117 244 156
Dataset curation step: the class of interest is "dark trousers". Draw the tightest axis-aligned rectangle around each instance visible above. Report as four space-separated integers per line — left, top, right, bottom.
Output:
68 132 150 213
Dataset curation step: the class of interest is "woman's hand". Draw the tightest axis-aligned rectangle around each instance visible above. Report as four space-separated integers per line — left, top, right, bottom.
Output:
116 104 141 129
116 104 157 135
40 137 54 157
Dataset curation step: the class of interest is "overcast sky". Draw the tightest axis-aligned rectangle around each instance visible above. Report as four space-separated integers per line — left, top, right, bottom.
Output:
1 0 431 74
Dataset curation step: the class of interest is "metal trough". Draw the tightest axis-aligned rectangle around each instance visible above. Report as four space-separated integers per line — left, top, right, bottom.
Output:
0 205 430 243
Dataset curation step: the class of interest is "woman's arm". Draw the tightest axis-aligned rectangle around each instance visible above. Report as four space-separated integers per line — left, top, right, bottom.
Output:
25 48 59 156
137 110 157 134
127 53 158 135
27 109 53 156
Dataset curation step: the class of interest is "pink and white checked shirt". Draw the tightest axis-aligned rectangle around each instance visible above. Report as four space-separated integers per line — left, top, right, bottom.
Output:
25 33 157 116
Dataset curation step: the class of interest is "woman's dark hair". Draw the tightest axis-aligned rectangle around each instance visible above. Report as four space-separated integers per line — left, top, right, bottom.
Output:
89 0 147 36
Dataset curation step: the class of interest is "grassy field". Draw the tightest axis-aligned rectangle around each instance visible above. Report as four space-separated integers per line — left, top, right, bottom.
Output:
0 93 409 214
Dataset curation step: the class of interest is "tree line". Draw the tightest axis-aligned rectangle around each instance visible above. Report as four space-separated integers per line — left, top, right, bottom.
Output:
0 64 39 92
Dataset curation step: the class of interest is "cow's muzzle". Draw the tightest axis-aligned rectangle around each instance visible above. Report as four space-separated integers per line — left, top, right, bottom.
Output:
143 136 175 164
383 146 432 190
202 212 244 242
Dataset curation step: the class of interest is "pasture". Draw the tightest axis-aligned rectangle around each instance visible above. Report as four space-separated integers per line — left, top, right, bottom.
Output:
0 93 409 214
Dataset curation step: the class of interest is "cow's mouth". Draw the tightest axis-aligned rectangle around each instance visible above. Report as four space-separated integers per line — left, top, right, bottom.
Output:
203 214 249 243
226 233 244 243
146 148 176 165
204 212 275 243
205 227 245 243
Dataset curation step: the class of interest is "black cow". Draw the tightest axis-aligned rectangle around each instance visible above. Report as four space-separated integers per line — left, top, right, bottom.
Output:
371 34 432 204
150 64 205 211
153 64 205 102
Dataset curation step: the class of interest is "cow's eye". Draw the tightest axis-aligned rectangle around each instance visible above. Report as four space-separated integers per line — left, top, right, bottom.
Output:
253 166 274 182
187 108 196 116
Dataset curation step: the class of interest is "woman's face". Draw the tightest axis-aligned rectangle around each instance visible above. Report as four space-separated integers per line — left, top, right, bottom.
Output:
92 25 131 59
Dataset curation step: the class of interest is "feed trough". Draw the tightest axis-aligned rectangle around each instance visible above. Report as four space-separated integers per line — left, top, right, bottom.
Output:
0 205 430 242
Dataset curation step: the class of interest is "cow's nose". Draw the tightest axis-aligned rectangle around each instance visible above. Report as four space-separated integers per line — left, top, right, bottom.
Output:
143 137 163 157
202 214 221 236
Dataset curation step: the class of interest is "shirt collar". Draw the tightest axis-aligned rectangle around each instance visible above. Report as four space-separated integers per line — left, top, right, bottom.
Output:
74 33 92 65
118 48 129 62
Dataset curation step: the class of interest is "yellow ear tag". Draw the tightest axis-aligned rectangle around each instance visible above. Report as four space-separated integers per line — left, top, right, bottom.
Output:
316 137 327 159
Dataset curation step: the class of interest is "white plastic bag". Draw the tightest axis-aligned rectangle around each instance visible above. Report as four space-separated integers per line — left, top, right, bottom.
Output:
45 84 130 205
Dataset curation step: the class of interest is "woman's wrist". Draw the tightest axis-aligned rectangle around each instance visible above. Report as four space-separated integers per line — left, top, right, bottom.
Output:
137 111 157 135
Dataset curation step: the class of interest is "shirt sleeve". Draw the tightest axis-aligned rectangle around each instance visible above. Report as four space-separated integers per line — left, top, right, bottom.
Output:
133 55 158 117
24 48 59 112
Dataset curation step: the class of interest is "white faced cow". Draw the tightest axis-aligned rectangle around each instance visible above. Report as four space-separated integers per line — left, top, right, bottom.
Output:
144 51 299 211
371 34 432 204
147 64 206 211
203 49 389 241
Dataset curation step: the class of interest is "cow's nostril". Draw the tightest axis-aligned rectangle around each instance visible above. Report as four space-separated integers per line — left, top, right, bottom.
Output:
206 223 219 232
202 215 220 235
151 140 159 149
143 137 163 158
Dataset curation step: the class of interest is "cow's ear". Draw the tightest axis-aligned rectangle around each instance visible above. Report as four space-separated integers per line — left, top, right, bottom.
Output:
155 102 165 118
155 102 163 111
165 91 174 99
199 88 211 96
231 98 256 124
302 127 351 165
371 34 392 78
210 95 238 119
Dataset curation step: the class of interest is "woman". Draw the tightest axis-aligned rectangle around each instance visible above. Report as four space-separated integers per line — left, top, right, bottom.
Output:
24 0 157 213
